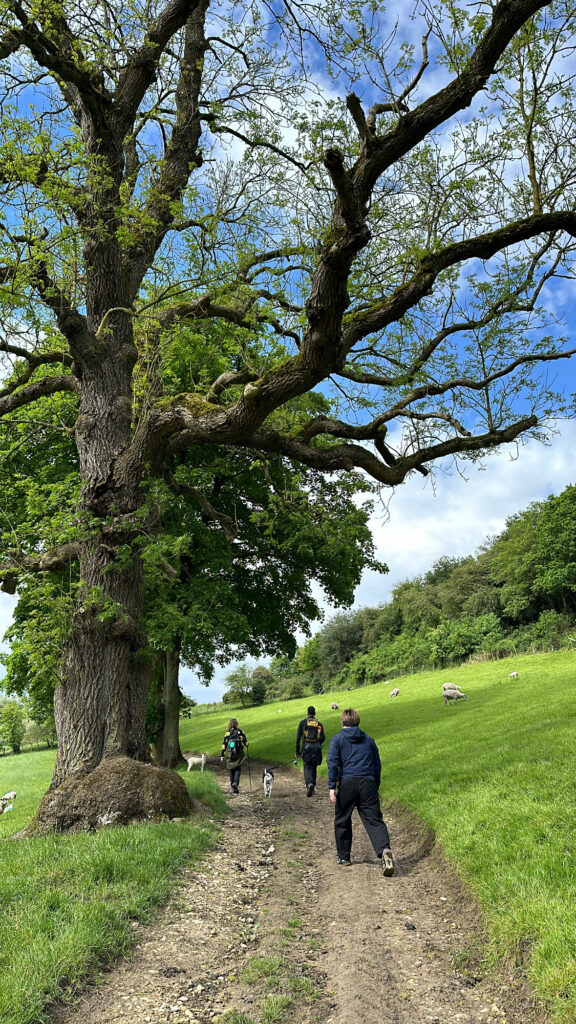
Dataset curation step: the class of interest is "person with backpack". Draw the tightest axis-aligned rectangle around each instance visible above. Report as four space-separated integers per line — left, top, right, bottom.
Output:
327 708 394 875
295 705 325 797
220 719 248 794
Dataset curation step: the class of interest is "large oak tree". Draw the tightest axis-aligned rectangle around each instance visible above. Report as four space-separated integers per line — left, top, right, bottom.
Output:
1 0 575 829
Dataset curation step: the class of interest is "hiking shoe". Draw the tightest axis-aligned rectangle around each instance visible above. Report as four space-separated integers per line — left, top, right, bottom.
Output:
306 784 314 797
336 857 351 865
232 783 239 794
381 849 395 877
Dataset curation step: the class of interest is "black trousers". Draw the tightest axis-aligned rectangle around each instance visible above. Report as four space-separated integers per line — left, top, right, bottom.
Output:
334 776 390 860
303 760 318 788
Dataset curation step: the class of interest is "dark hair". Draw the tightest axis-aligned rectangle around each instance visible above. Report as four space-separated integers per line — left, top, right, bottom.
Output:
228 718 239 731
307 705 316 716
341 708 360 727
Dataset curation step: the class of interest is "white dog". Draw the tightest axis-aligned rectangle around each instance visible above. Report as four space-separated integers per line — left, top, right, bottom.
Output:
186 753 207 772
2 791 16 801
262 769 274 797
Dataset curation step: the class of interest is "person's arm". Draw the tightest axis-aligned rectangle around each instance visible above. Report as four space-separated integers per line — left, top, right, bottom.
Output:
319 723 326 744
221 733 229 760
327 735 340 801
295 720 303 756
372 739 382 788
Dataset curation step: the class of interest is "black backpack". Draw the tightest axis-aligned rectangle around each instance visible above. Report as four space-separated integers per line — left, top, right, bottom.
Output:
227 728 244 762
303 717 321 743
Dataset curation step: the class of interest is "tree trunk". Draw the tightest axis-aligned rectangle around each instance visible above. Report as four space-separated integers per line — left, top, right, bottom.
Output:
33 248 192 827
155 649 186 769
51 547 151 784
32 540 192 830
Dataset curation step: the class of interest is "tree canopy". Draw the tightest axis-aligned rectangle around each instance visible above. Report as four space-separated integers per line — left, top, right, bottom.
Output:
265 483 576 694
1 0 576 827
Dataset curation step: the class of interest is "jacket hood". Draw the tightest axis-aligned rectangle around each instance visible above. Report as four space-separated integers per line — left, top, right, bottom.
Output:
342 726 365 743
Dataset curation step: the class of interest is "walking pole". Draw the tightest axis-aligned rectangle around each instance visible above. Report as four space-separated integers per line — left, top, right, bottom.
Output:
246 748 252 791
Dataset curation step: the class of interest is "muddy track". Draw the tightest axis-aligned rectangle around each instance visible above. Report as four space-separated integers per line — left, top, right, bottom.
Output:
50 760 548 1024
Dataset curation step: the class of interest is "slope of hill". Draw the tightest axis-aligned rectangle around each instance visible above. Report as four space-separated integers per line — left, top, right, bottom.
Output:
181 649 576 1022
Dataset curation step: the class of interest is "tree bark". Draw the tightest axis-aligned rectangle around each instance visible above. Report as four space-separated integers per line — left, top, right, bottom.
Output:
32 105 193 823
154 649 186 769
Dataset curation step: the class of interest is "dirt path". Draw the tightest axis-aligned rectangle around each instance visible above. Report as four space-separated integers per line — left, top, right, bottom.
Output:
50 761 548 1024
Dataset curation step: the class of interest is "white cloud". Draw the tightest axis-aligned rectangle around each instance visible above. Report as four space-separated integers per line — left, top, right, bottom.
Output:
2 422 575 702
352 421 576 609
184 421 576 700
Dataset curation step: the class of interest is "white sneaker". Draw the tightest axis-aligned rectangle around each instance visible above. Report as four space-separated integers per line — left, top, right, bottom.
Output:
382 849 394 876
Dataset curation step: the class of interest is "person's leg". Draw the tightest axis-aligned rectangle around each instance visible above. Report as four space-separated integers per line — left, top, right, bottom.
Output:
333 778 358 861
355 778 391 855
303 759 316 795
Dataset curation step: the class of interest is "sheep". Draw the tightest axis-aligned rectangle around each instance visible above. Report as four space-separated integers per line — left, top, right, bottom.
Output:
508 671 519 678
443 690 467 706
442 682 462 692
389 688 400 698
330 702 339 710
185 752 207 772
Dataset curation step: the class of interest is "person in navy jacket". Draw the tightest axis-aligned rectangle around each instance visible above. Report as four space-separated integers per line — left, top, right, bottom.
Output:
327 708 394 875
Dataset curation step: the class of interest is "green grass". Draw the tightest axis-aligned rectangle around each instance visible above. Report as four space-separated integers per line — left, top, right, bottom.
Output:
289 976 318 1000
181 650 576 1023
221 1012 258 1024
242 956 287 985
0 755 226 1024
261 994 291 1023
3 649 576 1023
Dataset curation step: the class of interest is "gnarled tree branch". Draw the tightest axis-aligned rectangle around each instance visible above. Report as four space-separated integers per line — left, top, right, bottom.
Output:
0 541 81 593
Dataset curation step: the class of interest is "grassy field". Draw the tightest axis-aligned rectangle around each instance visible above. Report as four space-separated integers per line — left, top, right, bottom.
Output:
0 754 227 1024
181 650 576 1023
2 648 576 1023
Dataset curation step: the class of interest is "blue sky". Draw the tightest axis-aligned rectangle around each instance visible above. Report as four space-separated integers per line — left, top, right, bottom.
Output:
1 0 576 707
174 417 576 703
1 420 575 703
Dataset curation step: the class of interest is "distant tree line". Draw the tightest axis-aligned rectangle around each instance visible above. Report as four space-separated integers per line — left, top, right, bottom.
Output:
0 694 56 755
224 482 576 703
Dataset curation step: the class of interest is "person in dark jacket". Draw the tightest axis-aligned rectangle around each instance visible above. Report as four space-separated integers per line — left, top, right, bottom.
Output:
326 708 394 875
295 705 326 797
220 718 248 794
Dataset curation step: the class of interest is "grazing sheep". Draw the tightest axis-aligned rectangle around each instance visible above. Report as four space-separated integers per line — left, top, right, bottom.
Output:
389 688 400 698
508 671 519 678
443 690 467 706
330 702 339 710
185 753 207 772
442 682 462 692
